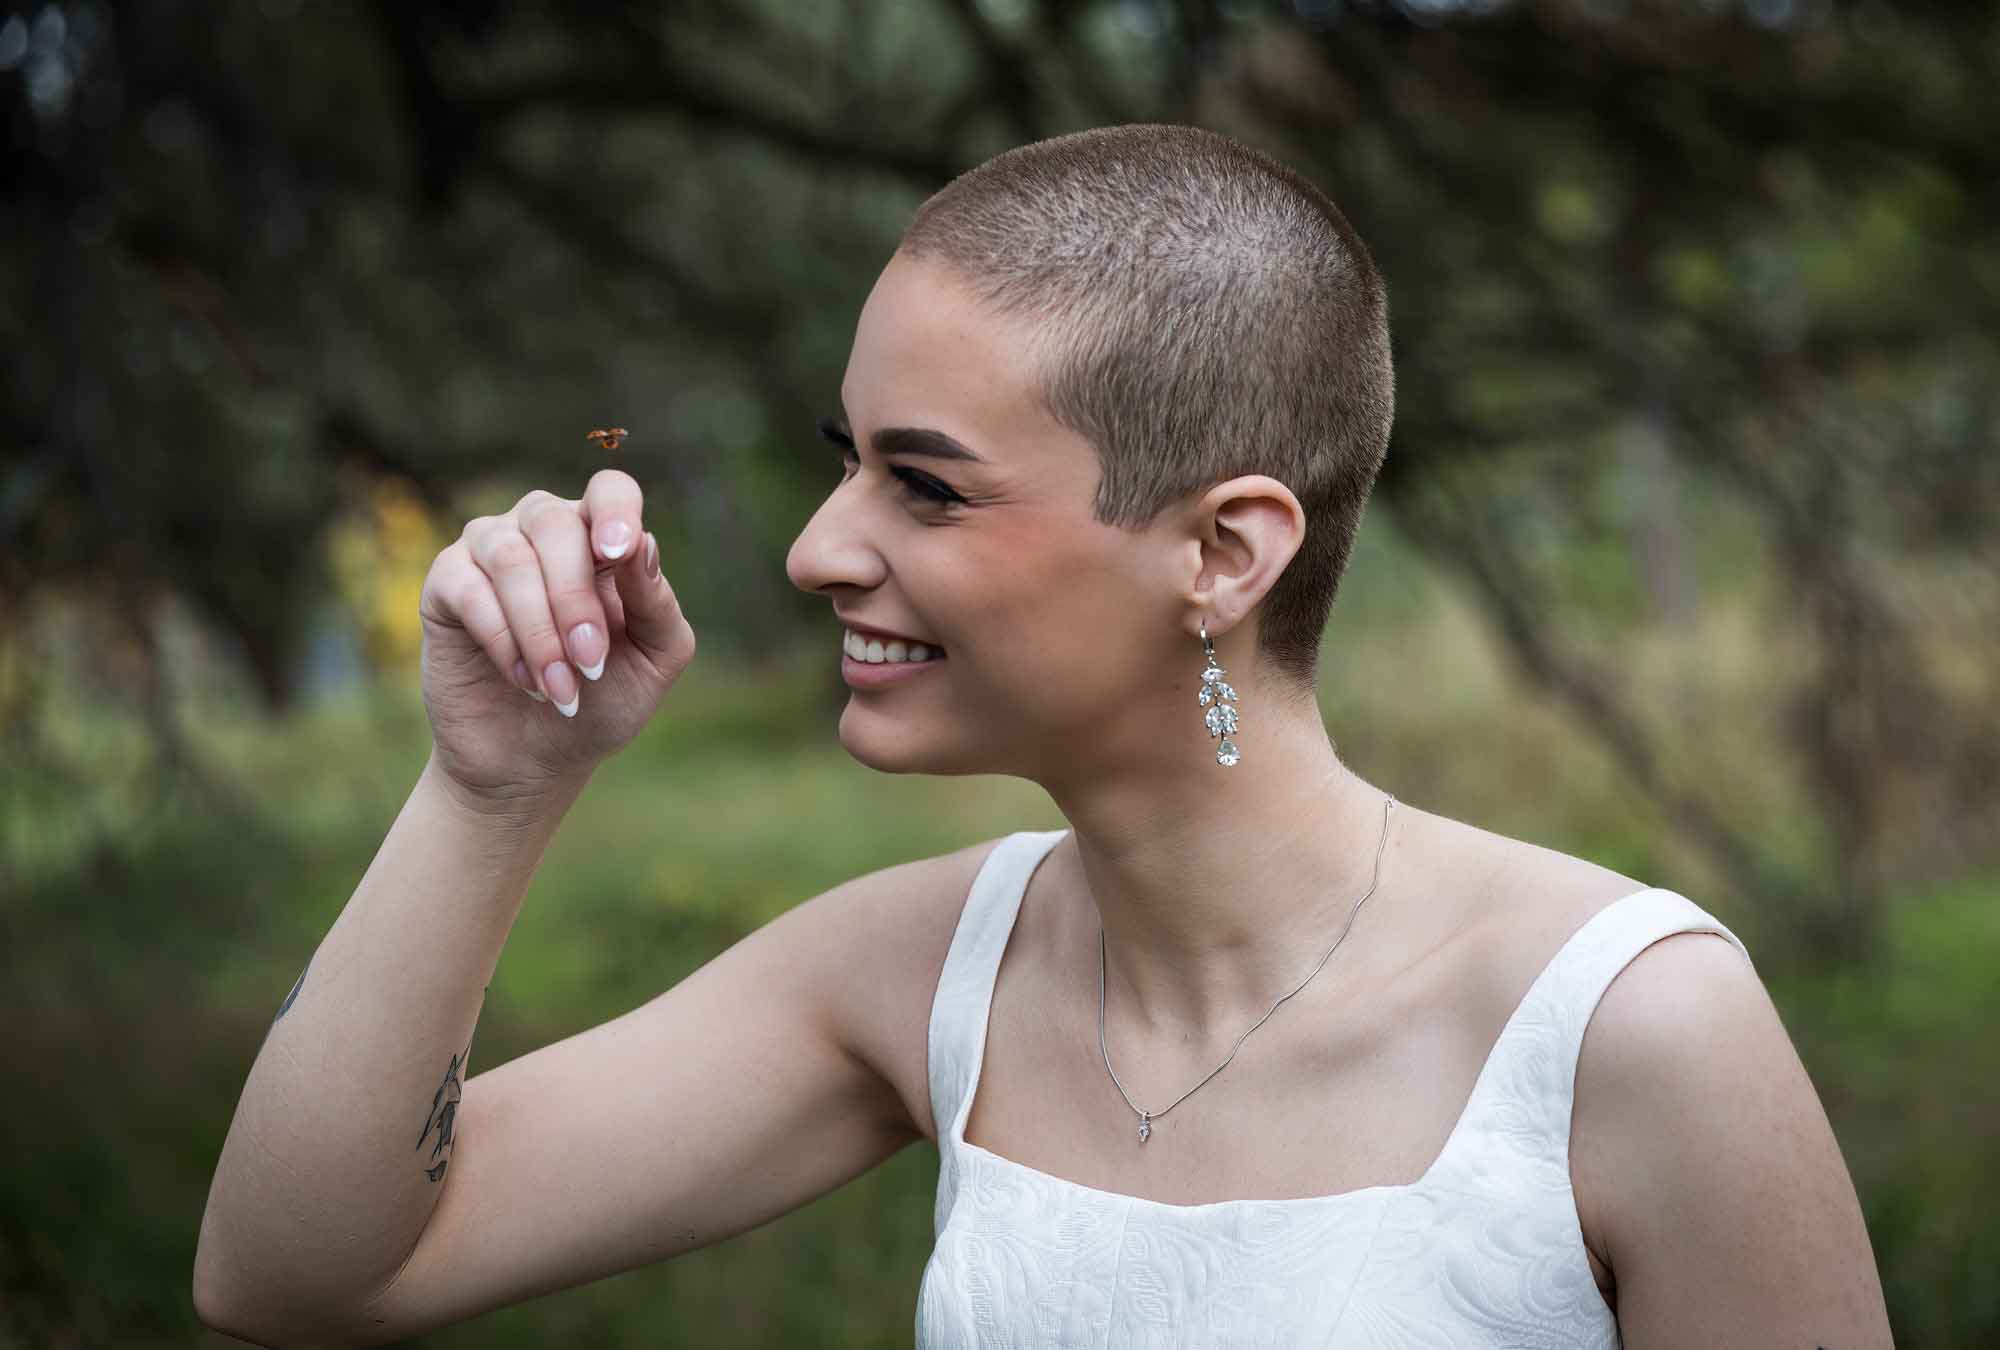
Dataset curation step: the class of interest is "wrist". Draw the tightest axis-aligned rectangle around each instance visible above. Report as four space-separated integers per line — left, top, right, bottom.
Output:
420 752 589 828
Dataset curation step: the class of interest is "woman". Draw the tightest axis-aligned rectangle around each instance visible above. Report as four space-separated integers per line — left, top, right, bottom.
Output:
195 125 1894 1346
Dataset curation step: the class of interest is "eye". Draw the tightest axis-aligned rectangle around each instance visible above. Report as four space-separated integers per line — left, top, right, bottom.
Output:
818 418 964 507
888 465 963 505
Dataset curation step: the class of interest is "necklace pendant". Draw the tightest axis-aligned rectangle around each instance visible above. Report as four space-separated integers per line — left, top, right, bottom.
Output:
1138 1111 1151 1144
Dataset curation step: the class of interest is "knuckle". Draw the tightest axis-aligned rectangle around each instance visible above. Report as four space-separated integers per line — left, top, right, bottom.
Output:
519 495 580 538
512 628 560 664
422 549 470 606
439 570 474 615
486 532 539 572
548 582 605 622
521 487 574 516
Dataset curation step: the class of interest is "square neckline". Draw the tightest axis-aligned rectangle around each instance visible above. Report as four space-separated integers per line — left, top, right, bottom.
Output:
948 828 1666 1215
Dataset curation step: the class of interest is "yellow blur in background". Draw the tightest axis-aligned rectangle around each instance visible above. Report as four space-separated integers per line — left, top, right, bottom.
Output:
327 474 447 677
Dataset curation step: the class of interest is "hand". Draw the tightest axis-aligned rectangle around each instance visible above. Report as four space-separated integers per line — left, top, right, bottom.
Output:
417 469 696 808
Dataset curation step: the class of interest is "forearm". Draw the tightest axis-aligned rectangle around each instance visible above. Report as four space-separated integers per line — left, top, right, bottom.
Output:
193 751 587 1339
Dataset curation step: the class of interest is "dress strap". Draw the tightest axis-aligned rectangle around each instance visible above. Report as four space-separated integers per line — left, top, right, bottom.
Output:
925 830 1067 1226
1436 887 1756 1186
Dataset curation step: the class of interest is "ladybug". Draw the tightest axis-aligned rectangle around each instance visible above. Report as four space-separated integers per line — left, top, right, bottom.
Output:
586 426 629 451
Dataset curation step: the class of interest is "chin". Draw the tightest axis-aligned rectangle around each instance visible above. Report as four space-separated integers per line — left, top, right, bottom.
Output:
835 706 987 777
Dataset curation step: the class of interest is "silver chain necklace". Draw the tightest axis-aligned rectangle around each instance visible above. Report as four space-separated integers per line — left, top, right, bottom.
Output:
1098 793 1397 1144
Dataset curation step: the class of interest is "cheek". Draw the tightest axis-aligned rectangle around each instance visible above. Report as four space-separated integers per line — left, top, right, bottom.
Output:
945 525 1097 631
945 534 1152 690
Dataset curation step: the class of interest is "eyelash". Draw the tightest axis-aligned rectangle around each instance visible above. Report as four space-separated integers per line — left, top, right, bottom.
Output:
820 422 964 507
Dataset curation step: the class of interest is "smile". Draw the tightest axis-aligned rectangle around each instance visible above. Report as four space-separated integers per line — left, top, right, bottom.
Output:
844 628 945 664
841 629 947 689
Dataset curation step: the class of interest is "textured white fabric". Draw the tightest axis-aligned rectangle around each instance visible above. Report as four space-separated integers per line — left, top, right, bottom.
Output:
916 828 1755 1348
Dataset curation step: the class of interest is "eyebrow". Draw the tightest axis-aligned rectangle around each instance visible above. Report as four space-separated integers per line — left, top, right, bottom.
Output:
821 415 988 465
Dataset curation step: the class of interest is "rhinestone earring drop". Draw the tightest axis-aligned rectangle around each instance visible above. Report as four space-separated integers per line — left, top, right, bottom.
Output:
1197 619 1241 767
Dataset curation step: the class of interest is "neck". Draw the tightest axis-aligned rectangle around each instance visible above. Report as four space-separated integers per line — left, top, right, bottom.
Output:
1037 688 1399 1046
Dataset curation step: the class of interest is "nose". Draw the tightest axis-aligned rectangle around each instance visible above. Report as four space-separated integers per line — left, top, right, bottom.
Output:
786 486 887 598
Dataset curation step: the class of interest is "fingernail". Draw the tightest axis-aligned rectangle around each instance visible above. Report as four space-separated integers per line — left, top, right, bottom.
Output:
644 531 659 578
513 659 547 701
543 661 580 717
597 520 633 559
569 623 606 680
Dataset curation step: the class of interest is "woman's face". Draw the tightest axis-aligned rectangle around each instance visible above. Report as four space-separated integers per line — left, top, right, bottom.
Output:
786 251 1186 780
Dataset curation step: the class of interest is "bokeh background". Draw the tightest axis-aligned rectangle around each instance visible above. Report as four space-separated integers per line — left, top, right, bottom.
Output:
4 1 1997 1345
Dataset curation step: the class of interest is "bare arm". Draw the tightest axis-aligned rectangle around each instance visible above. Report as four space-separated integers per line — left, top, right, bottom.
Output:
1571 930 1896 1347
195 751 974 1348
338 845 958 1344
192 752 587 1343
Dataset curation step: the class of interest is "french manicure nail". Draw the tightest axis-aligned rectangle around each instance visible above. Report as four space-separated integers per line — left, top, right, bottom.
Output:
597 520 633 559
543 661 580 717
569 623 606 680
513 659 547 701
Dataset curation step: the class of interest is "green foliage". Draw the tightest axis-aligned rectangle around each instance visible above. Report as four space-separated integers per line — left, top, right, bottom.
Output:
1768 870 2000 1348
6 2 1997 1344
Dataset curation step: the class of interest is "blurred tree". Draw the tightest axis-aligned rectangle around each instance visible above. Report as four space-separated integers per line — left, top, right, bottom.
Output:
2 0 1995 965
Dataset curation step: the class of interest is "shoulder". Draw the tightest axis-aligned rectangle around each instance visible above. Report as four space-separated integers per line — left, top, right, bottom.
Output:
1395 801 1645 905
1398 804 1650 973
1376 803 1655 1055
804 834 1016 1148
1565 899 1893 1341
1568 912 1770 1234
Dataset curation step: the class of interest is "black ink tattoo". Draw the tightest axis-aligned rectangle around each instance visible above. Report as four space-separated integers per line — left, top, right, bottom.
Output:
276 956 311 1021
417 1039 472 1183
259 952 315 1050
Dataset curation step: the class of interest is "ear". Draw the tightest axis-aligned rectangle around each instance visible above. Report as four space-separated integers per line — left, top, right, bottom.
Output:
1183 475 1306 637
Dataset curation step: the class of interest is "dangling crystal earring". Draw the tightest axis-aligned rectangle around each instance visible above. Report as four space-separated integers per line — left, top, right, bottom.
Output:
1197 618 1241 767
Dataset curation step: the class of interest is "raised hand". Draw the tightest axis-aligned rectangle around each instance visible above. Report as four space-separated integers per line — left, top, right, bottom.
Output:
416 467 696 809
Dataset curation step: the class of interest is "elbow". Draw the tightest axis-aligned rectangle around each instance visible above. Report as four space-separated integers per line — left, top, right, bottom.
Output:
192 1208 389 1346
192 1254 283 1348
192 1208 267 1344
191 1224 246 1339
192 1271 264 1347
191 1255 362 1349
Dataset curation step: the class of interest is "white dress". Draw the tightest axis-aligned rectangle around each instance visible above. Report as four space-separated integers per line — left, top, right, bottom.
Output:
915 828 1755 1348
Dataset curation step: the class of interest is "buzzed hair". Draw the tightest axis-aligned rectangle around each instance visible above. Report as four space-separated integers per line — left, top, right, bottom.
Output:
897 123 1394 696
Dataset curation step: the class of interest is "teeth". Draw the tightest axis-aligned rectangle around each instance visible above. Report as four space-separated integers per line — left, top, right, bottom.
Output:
845 628 943 664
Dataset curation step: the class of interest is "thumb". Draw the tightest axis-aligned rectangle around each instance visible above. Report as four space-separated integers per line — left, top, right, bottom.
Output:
612 530 692 672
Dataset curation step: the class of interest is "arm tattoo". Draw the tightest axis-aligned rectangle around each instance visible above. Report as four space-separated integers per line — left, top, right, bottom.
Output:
416 1039 472 1183
259 952 314 1050
275 960 310 1021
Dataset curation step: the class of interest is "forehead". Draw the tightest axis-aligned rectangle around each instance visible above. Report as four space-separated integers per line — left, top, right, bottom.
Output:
840 253 1052 445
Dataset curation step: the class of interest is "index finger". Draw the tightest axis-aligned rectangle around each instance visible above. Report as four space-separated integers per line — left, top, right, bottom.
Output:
578 467 646 564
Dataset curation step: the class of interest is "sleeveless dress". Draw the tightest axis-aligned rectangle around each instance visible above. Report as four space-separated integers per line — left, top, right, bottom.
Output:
915 828 1756 1348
